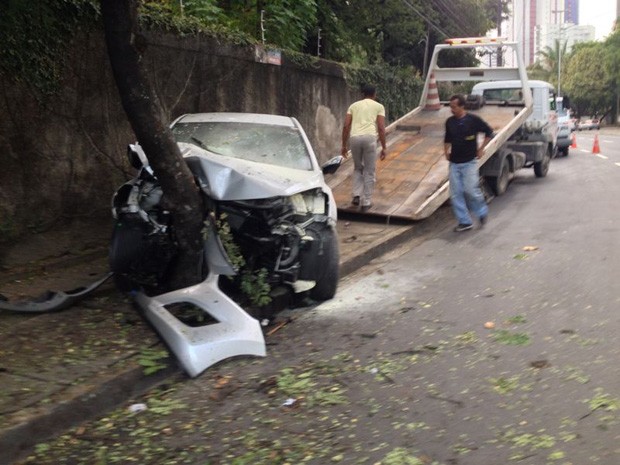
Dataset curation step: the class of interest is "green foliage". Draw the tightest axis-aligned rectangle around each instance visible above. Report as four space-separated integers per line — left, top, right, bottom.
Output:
0 0 99 96
212 214 272 307
492 330 531 346
381 447 426 465
137 348 169 375
210 214 245 272
586 389 619 412
563 42 613 117
240 268 272 308
142 0 317 51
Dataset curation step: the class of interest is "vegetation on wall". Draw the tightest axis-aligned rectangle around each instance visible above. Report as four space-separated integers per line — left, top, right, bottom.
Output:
343 64 424 122
0 0 508 117
0 0 99 96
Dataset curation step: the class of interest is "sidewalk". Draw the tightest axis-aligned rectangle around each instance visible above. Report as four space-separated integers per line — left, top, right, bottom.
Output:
0 208 452 464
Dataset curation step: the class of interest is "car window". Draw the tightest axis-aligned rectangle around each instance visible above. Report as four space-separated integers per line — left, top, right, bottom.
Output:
172 122 313 171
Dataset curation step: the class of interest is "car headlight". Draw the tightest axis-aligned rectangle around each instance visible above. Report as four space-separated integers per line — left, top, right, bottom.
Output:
289 189 327 215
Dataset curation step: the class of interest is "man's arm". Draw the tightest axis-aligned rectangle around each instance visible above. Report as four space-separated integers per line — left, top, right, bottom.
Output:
341 113 352 157
477 135 492 159
444 143 451 161
376 114 387 160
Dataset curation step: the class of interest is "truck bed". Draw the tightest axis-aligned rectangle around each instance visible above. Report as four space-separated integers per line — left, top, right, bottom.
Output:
328 105 524 220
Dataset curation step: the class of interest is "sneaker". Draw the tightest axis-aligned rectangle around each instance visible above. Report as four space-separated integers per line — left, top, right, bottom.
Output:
479 215 487 227
454 223 473 232
351 196 360 206
360 203 373 212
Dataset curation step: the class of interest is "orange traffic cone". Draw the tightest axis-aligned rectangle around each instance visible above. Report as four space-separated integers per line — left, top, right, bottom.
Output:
424 73 441 111
592 134 600 154
570 132 577 148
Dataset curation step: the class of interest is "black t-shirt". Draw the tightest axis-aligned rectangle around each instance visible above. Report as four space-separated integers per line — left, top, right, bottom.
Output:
444 113 493 164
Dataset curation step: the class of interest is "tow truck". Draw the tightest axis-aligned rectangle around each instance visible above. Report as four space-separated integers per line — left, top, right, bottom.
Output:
328 37 559 218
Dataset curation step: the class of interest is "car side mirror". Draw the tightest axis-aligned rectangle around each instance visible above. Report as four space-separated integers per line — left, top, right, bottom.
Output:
321 155 344 175
127 143 149 170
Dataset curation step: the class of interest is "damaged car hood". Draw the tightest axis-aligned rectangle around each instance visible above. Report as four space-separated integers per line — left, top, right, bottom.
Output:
180 143 326 201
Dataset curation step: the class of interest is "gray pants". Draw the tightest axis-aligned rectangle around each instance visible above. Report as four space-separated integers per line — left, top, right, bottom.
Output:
350 135 377 206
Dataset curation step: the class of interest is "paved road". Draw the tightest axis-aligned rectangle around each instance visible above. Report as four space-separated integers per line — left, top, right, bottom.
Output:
11 131 620 465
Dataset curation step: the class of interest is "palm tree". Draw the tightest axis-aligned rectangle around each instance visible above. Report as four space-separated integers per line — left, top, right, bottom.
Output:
527 39 568 89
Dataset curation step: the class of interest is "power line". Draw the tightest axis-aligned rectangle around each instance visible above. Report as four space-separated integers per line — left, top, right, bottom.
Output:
399 0 451 39
431 0 473 37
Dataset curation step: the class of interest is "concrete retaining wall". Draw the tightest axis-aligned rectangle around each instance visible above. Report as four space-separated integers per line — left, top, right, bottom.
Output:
0 31 356 243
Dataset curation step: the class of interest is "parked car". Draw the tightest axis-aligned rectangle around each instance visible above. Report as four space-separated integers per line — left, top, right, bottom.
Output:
578 119 600 131
110 113 343 301
556 114 572 156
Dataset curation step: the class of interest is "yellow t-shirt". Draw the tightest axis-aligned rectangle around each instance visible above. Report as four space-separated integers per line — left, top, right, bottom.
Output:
347 98 385 137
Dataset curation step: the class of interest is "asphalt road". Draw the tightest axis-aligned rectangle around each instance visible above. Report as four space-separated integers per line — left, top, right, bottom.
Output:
14 130 620 465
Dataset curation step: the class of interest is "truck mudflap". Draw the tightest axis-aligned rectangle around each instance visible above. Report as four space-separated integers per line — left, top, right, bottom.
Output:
133 272 266 378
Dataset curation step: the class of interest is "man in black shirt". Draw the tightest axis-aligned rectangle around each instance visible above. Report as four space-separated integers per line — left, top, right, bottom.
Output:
444 94 493 231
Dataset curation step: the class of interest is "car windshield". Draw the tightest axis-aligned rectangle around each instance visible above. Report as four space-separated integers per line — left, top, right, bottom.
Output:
172 121 313 171
482 88 524 103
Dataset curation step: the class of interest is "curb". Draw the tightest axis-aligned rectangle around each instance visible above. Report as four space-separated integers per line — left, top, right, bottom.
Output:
0 363 179 465
0 209 452 465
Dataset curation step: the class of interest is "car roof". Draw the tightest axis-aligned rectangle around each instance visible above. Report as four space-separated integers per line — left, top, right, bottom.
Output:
172 113 297 127
472 80 555 91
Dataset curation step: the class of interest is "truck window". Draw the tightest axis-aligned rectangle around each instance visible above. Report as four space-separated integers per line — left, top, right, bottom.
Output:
483 89 524 104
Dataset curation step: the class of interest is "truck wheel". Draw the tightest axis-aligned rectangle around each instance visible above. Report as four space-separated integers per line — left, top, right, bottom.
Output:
534 147 551 178
489 159 510 196
310 227 340 301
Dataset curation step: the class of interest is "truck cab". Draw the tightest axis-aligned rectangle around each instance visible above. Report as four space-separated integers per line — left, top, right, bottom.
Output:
471 80 558 158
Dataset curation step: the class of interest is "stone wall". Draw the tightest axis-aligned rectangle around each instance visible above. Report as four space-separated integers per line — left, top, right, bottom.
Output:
0 30 356 243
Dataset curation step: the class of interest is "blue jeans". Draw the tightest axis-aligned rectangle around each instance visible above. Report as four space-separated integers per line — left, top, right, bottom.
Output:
449 159 488 225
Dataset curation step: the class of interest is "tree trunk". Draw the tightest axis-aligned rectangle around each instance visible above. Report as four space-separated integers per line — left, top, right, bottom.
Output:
101 0 204 290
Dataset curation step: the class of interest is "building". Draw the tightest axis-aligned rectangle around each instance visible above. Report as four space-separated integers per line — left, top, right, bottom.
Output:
564 0 578 24
507 0 594 67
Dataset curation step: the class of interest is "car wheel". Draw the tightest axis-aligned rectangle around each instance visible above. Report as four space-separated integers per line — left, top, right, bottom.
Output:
300 225 340 301
534 147 551 178
489 158 510 196
109 219 146 291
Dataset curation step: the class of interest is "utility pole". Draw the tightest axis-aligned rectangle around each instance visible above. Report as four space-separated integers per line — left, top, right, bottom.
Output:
496 0 503 66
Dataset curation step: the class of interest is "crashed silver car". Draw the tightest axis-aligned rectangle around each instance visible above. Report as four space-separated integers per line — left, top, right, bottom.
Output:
109 113 342 376
110 112 342 301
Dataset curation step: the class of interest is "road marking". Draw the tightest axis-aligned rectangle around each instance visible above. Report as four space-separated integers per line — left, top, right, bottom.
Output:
596 154 608 159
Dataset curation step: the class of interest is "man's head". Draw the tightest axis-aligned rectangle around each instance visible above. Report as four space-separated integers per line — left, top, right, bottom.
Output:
449 94 466 117
361 84 377 98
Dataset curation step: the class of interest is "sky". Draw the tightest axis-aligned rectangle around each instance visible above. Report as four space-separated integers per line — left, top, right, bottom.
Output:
579 0 617 40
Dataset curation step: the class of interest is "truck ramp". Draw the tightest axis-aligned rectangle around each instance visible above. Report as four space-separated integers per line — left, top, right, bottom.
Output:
328 105 521 220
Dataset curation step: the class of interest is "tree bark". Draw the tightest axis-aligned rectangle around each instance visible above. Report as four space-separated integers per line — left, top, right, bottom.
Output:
101 0 204 290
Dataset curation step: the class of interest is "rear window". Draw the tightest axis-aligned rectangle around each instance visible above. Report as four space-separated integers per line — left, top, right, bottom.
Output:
482 88 524 103
172 121 313 171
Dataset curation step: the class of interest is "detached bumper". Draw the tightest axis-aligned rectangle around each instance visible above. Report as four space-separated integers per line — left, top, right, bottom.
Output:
134 273 266 378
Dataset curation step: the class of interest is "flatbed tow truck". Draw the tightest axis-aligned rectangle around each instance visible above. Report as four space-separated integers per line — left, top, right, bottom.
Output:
328 37 558 220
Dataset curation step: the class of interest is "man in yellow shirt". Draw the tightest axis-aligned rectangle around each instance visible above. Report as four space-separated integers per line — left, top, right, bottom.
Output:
341 84 387 212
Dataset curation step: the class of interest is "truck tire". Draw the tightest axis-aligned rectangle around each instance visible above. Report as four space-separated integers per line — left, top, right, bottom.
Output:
489 158 510 195
534 147 551 178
